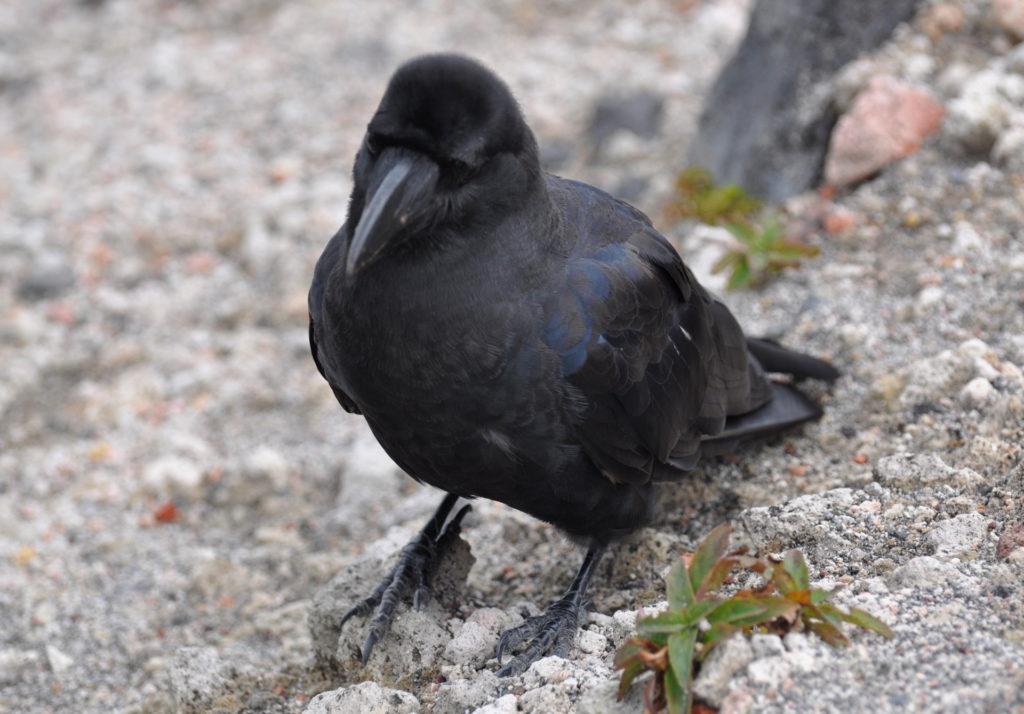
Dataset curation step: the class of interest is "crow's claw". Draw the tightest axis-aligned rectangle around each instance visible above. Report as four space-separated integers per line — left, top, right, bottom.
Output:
339 496 469 664
494 595 587 677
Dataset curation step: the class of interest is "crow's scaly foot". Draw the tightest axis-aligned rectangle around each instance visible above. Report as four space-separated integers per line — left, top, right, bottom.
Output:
339 494 469 663
494 542 606 677
494 594 588 677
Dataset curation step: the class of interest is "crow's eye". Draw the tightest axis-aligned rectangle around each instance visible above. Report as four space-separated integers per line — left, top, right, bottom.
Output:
444 158 473 185
366 134 381 156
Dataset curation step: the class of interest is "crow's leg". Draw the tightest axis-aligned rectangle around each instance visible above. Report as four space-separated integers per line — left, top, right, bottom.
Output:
339 493 471 664
495 541 606 677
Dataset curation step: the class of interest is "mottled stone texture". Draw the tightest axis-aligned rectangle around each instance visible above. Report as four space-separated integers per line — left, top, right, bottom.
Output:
690 0 923 200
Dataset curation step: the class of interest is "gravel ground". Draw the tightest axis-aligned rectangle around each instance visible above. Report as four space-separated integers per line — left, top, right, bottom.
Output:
1 1 1022 713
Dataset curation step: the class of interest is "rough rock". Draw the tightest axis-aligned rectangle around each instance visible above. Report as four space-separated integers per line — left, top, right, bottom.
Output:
690 0 923 200
874 453 983 491
927 512 990 557
960 376 996 406
142 455 205 498
885 555 972 590
303 682 419 714
169 647 261 713
945 66 1024 153
471 694 518 714
0 649 41 687
693 634 754 706
432 670 500 713
444 608 520 666
994 0 1024 41
824 76 944 187
308 527 473 678
898 349 974 407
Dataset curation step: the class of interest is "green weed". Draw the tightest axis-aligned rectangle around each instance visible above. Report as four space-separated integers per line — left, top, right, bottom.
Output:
614 524 892 714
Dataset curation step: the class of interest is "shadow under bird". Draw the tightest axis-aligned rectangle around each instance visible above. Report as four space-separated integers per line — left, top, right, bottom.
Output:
308 53 839 677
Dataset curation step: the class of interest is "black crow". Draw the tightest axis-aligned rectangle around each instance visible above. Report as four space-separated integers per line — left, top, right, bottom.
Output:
308 53 839 677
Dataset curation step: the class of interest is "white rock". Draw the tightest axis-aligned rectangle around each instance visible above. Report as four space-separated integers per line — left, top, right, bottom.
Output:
445 621 493 666
952 221 986 255
955 336 991 361
525 655 570 682
899 350 974 406
945 68 1024 152
243 446 291 489
746 656 791 687
142 456 203 497
993 124 1024 171
434 671 500 712
916 285 945 311
693 635 754 706
338 607 451 678
927 512 989 557
0 648 41 686
169 647 239 711
960 377 995 407
742 488 857 547
886 556 974 591
750 634 785 659
303 682 419 714
577 629 608 655
612 609 638 633
874 452 982 490
471 693 518 714
45 645 73 675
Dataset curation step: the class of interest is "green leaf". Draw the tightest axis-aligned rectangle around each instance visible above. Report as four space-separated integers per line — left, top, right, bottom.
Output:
695 557 737 600
813 603 846 630
699 622 738 653
782 550 810 591
771 564 799 595
664 665 685 714
680 599 719 626
726 257 751 290
667 559 696 610
807 617 850 647
711 250 741 276
637 611 688 636
840 607 893 638
613 639 644 669
689 524 732 596
771 240 819 259
666 629 696 714
726 222 756 246
616 660 645 699
706 596 796 628
809 588 833 605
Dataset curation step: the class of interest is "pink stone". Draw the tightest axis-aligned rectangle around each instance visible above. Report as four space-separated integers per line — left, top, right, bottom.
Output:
824 76 945 187
994 0 1024 41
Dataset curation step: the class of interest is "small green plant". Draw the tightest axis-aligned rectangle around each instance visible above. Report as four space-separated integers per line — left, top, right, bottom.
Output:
664 167 820 291
713 219 820 291
665 167 762 226
663 165 761 224
614 524 892 714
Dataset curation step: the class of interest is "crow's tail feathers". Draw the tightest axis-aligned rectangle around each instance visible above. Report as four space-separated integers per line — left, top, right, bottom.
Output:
746 337 840 383
700 382 822 457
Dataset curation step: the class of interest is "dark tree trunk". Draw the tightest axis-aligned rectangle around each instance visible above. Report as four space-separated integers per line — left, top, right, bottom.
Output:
689 0 923 201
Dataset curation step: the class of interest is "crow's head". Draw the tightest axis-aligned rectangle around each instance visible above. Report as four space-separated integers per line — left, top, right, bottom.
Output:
344 54 541 276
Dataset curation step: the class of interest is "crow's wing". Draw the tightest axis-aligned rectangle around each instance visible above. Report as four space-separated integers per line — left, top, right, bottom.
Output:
543 183 770 484
309 226 361 414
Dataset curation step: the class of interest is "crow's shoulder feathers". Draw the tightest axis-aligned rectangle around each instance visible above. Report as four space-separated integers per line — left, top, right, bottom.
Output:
541 177 769 484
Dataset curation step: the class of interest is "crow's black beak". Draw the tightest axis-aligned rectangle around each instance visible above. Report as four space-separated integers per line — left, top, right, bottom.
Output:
346 149 439 277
